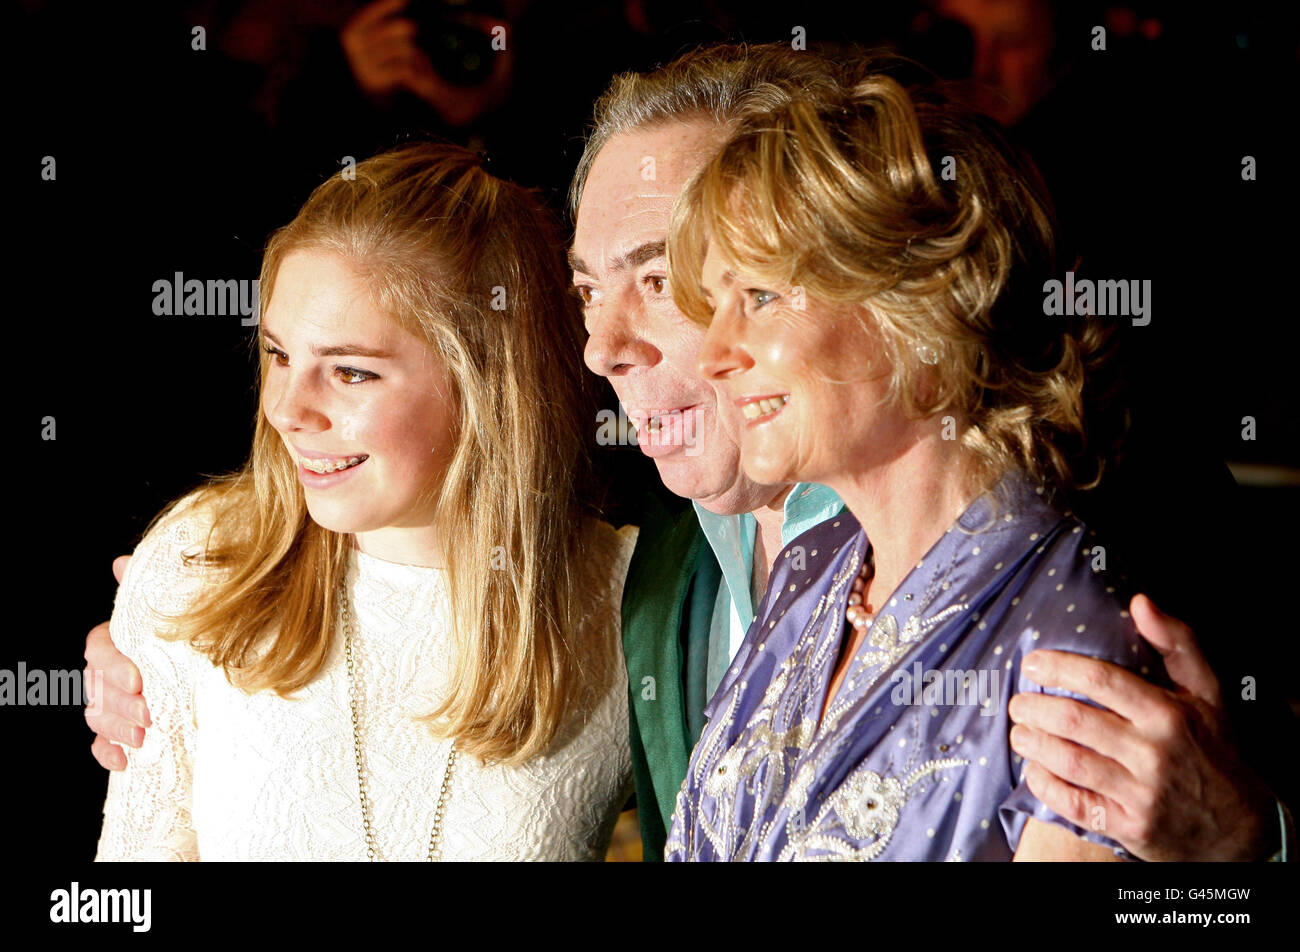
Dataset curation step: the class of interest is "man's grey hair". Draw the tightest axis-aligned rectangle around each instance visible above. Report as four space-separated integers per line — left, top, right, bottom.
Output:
568 43 852 221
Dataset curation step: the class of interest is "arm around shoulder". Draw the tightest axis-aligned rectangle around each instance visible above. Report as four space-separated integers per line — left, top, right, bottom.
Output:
95 493 216 861
1012 817 1126 862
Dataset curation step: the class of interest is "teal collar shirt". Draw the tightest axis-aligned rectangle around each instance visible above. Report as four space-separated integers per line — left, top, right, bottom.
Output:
692 482 845 701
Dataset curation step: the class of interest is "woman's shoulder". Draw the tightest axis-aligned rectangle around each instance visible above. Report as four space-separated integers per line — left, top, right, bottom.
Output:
558 518 640 675
1006 510 1162 680
543 520 638 755
125 488 222 576
579 517 639 601
113 488 225 655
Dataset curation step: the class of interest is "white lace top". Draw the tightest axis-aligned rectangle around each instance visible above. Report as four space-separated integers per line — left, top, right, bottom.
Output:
95 495 638 861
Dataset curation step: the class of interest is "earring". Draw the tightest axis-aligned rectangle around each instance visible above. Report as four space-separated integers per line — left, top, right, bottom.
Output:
916 342 940 365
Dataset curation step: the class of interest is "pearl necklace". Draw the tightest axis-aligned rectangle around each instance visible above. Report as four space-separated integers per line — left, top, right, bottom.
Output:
844 549 876 631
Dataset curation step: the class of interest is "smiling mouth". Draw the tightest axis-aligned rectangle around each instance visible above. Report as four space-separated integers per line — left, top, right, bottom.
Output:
627 405 703 457
298 454 369 474
634 407 692 433
739 395 789 421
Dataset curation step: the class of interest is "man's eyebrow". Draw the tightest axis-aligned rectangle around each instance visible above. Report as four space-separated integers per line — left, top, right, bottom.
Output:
566 248 589 274
619 240 667 272
567 240 667 277
260 327 393 359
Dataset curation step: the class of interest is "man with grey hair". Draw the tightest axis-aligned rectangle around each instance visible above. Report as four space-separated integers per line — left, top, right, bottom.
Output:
86 42 1290 863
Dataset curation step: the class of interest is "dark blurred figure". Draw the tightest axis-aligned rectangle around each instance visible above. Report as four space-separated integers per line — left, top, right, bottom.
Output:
915 0 1060 126
340 0 516 128
248 0 741 207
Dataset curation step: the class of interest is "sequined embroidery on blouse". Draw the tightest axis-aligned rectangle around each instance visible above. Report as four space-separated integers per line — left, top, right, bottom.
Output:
667 477 1165 863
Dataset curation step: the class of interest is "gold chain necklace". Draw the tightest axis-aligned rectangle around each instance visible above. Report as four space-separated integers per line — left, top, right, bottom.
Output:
340 588 457 861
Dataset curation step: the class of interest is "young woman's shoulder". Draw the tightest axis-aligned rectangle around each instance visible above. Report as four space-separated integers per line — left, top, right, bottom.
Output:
580 517 639 605
569 518 640 688
112 488 224 659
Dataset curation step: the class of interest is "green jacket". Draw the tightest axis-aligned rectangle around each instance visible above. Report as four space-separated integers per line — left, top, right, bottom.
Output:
620 494 721 861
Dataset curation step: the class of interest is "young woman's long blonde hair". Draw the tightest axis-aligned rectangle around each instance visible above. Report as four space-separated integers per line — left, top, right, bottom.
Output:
152 142 605 764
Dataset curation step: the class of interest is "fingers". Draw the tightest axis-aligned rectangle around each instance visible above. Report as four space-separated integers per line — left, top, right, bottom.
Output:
91 734 128 771
84 662 151 728
1009 692 1141 771
1010 720 1142 806
363 19 418 47
342 0 425 99
1021 760 1126 838
1022 760 1177 857
350 44 430 100
359 52 424 92
86 711 143 751
1129 594 1222 707
84 621 143 697
112 554 131 584
360 31 420 63
1021 649 1166 726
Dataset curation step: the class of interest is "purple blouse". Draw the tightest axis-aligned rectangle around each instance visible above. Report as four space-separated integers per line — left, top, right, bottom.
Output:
665 476 1164 861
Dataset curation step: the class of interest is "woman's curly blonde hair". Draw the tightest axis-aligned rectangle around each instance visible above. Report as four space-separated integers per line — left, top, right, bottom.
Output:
668 64 1114 494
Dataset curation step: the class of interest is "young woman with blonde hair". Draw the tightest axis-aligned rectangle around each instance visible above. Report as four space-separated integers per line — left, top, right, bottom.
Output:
95 142 636 861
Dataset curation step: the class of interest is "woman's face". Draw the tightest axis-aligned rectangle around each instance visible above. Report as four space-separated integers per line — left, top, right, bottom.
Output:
695 244 913 489
260 249 457 550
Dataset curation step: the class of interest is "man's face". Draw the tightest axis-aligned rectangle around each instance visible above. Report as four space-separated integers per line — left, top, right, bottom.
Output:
571 121 778 515
938 0 1055 127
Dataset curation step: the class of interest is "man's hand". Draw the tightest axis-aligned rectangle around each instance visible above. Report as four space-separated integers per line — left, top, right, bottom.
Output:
84 555 150 771
341 0 513 127
1008 594 1279 861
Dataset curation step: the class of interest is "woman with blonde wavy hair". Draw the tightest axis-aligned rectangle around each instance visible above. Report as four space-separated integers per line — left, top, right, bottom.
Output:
663 66 1163 861
95 142 636 861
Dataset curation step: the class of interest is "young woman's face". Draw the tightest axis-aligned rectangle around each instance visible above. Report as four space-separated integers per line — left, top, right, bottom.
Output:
260 249 457 548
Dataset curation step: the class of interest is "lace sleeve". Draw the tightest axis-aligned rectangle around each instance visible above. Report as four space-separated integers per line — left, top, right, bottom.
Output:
95 494 216 862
